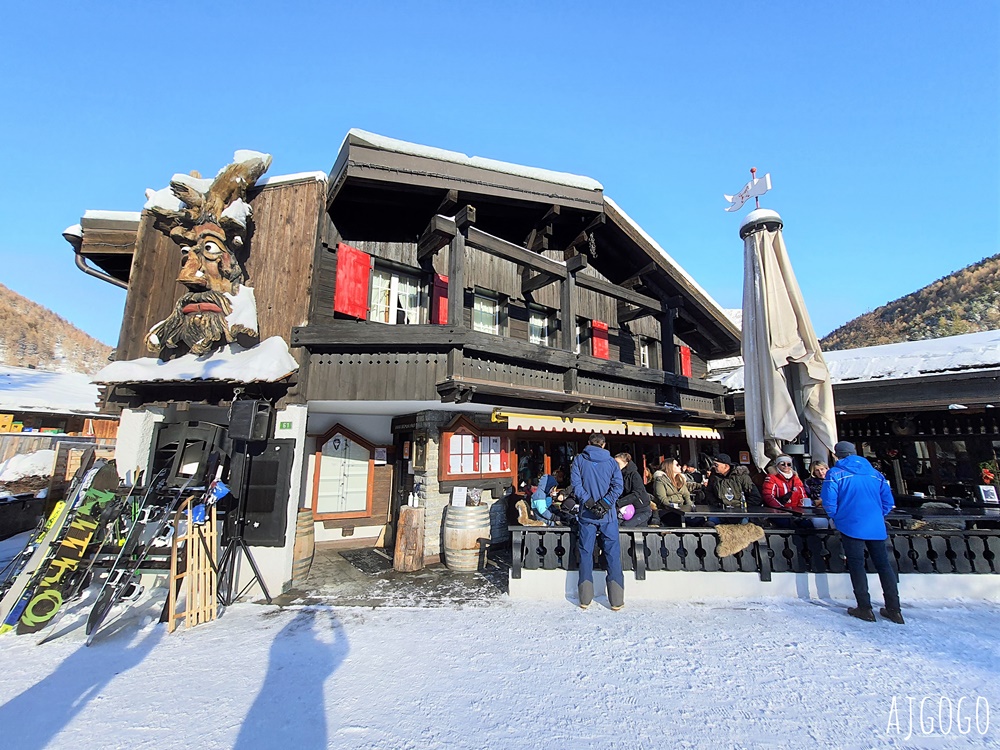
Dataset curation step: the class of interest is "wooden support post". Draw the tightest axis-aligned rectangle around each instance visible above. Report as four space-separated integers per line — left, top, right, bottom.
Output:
447 347 464 379
563 367 578 394
561 256 588 352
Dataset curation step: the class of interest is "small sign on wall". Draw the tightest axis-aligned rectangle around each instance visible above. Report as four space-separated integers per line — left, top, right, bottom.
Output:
739 451 751 465
374 448 387 466
278 421 293 431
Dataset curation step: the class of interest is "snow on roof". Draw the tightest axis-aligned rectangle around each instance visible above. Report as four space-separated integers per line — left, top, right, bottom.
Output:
710 329 1000 392
255 171 327 188
0 366 103 415
82 210 142 223
345 128 604 192
93 336 298 385
603 196 739 333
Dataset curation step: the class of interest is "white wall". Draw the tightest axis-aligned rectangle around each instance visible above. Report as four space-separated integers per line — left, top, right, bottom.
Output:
234 403 308 599
509 569 1000 603
113 407 166 483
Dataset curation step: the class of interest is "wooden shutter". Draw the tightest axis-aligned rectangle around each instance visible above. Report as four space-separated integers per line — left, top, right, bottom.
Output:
591 320 609 359
431 274 449 325
333 243 370 319
679 345 693 377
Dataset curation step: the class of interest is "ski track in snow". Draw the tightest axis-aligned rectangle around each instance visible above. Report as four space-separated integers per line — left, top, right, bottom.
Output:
0 596 997 749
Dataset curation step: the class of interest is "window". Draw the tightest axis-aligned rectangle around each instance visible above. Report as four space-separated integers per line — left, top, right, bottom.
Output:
312 425 375 519
638 339 651 368
529 308 553 346
574 318 586 355
369 268 424 325
473 293 501 334
439 416 510 481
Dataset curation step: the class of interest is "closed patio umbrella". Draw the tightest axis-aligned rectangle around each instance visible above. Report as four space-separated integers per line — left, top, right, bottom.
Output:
740 208 838 469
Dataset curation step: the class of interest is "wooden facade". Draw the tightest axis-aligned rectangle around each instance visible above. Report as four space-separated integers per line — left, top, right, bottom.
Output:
86 131 744 576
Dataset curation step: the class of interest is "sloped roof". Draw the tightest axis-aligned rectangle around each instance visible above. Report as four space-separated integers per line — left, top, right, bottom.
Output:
710 329 1000 392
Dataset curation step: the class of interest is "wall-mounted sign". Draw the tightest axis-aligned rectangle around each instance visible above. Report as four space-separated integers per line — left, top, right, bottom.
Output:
739 451 751 465
374 448 387 465
402 441 411 460
279 421 293 431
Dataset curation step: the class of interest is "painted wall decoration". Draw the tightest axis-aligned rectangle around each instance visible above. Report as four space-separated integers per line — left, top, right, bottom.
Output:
143 151 272 358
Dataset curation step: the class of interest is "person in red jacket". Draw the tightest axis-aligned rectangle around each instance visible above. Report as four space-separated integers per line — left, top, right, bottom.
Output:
761 455 807 509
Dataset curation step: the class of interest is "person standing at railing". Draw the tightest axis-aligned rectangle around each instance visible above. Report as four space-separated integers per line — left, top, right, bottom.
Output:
614 452 652 528
570 433 624 611
822 441 904 625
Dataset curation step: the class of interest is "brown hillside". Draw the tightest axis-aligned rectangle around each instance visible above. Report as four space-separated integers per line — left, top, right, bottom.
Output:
0 283 112 374
820 253 1000 351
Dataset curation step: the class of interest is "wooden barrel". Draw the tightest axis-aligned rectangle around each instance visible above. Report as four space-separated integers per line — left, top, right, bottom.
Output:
291 509 315 588
443 504 491 572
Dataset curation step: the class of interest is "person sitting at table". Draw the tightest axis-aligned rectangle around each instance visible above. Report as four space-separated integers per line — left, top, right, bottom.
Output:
530 473 561 526
762 456 807 510
651 458 694 527
614 452 652 527
706 454 761 509
804 462 828 507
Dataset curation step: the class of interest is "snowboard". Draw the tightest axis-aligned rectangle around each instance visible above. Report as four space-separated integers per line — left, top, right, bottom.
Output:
0 451 102 633
18 463 129 635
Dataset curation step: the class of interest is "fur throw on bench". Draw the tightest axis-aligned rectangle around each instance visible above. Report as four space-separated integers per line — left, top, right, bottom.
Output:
715 523 765 557
515 499 546 526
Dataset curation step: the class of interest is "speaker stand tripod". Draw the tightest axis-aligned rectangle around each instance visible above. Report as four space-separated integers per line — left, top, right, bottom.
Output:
218 438 272 606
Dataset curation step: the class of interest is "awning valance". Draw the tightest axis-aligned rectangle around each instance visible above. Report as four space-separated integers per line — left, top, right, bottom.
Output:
653 424 723 440
492 411 634 435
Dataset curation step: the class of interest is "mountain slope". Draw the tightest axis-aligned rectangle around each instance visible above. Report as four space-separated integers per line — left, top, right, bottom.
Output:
0 283 112 374
820 253 1000 351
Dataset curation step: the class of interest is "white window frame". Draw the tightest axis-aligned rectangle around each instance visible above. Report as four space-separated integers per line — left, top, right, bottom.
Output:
472 293 501 335
639 338 651 368
369 268 424 325
528 308 553 346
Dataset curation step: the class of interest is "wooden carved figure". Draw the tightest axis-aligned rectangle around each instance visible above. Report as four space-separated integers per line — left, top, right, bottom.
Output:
143 150 272 357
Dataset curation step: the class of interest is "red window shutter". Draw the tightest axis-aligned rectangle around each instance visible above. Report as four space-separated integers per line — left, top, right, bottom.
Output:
431 274 449 325
679 345 693 377
333 243 370 319
591 320 609 359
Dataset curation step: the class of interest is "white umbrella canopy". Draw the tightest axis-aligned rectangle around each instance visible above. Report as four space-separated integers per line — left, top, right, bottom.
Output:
741 209 838 469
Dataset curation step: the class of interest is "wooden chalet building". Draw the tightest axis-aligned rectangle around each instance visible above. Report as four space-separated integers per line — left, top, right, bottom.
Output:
72 130 740 593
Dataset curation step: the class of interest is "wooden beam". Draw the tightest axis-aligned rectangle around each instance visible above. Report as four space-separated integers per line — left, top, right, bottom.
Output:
438 189 459 215
521 271 559 295
576 272 665 312
619 261 658 290
466 226 567 278
525 205 560 252
447 231 466 327
562 213 606 254
617 303 654 324
566 254 589 273
455 205 476 230
563 401 591 415
417 214 457 260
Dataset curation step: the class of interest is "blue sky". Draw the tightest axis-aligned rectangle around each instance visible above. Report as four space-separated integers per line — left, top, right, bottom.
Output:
1 2 997 347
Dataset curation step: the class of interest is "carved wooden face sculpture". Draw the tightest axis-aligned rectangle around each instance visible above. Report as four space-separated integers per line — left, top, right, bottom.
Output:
144 152 270 358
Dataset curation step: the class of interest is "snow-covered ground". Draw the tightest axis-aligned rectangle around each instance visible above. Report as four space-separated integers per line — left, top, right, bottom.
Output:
0 449 55 483
0 592 997 749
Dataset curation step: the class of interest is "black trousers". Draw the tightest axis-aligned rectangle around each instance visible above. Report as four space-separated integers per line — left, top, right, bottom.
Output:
841 534 900 611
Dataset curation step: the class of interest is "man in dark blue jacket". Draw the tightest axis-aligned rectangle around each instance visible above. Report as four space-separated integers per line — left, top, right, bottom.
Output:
822 441 904 624
571 433 624 610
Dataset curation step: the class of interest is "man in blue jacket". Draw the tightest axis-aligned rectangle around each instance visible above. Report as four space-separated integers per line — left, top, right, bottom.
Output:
821 441 904 624
571 433 624 610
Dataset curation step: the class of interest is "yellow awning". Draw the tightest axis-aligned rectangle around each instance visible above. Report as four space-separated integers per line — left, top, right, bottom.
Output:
653 424 723 440
492 411 629 435
624 421 654 436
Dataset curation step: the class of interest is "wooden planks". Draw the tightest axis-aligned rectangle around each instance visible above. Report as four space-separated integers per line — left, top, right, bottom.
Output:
167 497 218 633
393 506 425 572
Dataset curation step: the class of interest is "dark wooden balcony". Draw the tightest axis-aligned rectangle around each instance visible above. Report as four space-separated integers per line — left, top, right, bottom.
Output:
292 320 727 417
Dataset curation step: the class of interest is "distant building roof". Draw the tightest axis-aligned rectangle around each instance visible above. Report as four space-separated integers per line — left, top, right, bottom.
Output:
710 329 1000 392
0 365 102 415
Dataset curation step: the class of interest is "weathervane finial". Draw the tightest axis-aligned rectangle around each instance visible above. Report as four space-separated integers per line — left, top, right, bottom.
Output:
724 168 772 213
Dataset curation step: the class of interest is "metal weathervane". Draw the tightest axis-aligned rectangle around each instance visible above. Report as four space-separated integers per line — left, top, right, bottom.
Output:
724 167 772 212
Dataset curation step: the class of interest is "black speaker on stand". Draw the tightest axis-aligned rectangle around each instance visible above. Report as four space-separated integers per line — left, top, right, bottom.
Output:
218 399 273 606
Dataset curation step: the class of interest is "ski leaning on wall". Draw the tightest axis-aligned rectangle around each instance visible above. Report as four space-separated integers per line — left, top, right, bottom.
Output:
85 455 219 646
0 449 102 633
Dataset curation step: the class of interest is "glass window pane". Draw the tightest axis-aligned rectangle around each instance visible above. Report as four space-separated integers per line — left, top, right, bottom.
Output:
369 270 391 323
316 433 370 514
